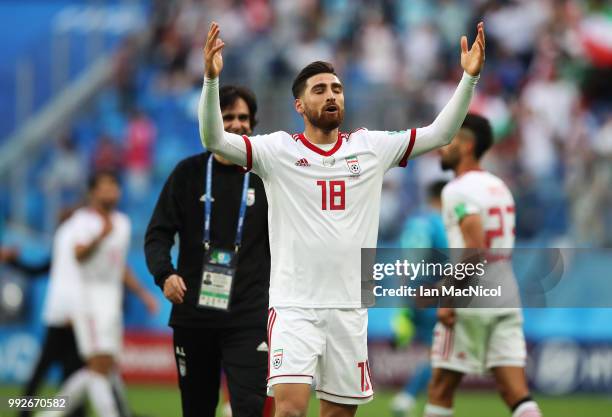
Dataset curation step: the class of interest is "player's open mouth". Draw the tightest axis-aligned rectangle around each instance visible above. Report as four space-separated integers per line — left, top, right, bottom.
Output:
324 105 338 113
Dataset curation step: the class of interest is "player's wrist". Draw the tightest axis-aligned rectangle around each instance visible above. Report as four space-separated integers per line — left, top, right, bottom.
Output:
462 71 480 84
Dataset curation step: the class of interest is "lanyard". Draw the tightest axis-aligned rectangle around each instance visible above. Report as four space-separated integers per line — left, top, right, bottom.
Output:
204 154 250 252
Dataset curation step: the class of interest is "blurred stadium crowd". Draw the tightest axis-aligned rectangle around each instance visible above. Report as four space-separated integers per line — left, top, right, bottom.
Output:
9 0 610 249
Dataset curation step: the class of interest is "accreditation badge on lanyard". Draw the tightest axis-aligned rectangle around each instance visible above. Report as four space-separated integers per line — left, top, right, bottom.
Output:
198 155 250 311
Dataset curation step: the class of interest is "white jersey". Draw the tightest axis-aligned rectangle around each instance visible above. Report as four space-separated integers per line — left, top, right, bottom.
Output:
42 216 81 326
442 170 515 248
200 72 479 308
244 128 417 308
442 169 519 313
71 208 131 316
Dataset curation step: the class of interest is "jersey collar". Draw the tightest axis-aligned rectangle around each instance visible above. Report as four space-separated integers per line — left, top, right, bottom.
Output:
296 132 343 157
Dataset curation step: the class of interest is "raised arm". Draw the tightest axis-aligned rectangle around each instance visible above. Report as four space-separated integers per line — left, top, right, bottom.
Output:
198 22 248 165
411 22 486 157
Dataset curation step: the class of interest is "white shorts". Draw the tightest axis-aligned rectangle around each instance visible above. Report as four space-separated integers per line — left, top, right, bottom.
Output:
431 310 526 375
267 307 373 405
72 308 123 359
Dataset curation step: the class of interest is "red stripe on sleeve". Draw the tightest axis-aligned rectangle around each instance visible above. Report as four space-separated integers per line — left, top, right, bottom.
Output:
242 135 253 172
398 128 417 168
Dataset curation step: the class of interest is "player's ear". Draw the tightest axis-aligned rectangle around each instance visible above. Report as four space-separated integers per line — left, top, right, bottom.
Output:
294 98 304 115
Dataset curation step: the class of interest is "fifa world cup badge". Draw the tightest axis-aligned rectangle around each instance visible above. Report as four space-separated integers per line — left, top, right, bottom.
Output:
272 349 283 369
346 155 361 176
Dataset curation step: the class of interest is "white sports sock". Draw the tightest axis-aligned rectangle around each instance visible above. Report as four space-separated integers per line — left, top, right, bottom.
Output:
88 371 120 417
424 403 454 417
36 368 90 417
512 401 542 417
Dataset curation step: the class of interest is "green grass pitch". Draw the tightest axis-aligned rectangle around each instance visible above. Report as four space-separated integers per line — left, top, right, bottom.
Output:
0 385 610 416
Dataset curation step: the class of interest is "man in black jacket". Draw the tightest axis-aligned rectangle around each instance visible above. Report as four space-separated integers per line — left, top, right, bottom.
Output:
145 85 270 417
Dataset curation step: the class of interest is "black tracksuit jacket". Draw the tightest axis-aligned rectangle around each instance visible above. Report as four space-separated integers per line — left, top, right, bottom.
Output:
144 152 270 328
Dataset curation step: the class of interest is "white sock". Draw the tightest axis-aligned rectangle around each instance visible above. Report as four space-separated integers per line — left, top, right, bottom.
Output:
88 371 120 417
512 401 542 417
36 368 90 417
424 403 454 417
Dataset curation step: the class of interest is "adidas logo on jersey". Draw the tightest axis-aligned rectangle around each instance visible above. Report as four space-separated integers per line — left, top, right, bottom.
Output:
295 158 310 167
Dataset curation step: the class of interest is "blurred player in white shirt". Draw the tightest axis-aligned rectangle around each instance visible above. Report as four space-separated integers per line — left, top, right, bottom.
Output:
424 114 542 417
200 21 485 417
0 208 87 417
40 172 157 417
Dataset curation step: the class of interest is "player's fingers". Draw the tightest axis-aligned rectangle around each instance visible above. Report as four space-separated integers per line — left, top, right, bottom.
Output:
211 39 225 55
165 291 177 303
205 27 218 53
473 38 483 54
205 23 216 50
178 277 187 292
478 23 485 48
461 36 468 54
210 26 220 48
173 280 185 297
168 287 182 304
206 22 214 42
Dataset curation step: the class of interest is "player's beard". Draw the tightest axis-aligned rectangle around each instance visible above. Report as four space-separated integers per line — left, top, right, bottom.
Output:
227 126 251 136
99 199 118 212
440 153 459 171
304 103 344 132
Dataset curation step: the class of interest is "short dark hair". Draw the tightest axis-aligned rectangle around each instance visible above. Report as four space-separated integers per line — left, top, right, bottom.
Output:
461 113 493 159
427 180 447 201
292 61 337 98
219 85 258 128
88 171 119 191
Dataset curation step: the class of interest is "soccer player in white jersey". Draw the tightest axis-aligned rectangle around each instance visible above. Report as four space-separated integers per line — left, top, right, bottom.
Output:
424 114 542 417
199 21 485 417
39 172 157 417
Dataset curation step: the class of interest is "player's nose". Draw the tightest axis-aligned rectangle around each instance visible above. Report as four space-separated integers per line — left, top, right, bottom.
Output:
227 120 241 132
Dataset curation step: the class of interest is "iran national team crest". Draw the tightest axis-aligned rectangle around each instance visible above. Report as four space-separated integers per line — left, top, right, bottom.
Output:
272 349 283 369
345 155 361 176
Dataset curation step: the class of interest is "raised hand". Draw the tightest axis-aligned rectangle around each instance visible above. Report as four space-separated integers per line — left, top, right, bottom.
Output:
461 22 486 76
204 21 225 79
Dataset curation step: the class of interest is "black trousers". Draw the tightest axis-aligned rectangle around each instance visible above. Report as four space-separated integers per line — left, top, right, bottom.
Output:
173 326 268 417
19 325 86 417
